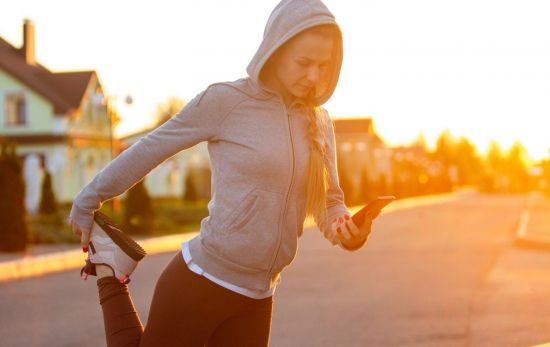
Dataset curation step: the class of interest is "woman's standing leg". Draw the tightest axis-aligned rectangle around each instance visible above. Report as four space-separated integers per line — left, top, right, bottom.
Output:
206 296 273 347
140 252 274 346
139 252 220 346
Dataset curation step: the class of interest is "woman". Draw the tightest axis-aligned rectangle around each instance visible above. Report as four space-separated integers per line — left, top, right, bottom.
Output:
70 0 374 345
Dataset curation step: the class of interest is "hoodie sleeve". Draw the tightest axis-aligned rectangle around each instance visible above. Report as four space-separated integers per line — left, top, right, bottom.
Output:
69 84 234 231
314 109 351 247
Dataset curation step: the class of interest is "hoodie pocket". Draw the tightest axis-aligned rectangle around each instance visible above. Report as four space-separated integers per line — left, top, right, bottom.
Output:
224 192 260 232
203 188 283 272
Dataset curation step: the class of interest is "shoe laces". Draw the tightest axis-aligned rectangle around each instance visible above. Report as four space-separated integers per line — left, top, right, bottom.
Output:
80 257 96 280
80 257 131 284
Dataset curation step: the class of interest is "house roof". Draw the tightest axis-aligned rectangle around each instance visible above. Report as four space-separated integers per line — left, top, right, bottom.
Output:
333 118 373 134
0 36 95 115
333 117 384 144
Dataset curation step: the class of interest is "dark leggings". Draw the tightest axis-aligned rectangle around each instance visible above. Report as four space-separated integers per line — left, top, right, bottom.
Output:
97 252 273 347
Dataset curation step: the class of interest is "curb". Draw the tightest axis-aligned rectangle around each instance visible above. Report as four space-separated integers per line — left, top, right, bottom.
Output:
0 232 198 283
514 193 550 251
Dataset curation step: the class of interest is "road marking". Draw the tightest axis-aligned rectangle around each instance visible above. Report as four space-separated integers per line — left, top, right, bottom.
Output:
516 210 530 239
514 192 550 250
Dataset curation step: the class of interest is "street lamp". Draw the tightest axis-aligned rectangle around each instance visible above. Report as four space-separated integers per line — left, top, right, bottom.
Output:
92 91 133 213
105 94 133 160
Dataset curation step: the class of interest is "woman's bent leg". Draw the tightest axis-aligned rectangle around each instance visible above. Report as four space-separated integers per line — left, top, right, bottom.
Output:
97 277 143 347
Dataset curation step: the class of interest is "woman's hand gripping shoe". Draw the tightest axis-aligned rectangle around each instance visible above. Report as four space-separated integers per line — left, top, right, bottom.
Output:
80 211 146 284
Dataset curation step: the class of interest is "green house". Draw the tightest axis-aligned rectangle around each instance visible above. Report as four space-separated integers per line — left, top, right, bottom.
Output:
0 20 112 207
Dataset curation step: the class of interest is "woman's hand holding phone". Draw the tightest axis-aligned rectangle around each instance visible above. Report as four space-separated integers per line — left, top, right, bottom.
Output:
332 214 372 250
332 196 396 251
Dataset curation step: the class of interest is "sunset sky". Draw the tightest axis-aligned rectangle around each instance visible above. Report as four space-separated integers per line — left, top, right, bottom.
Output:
1 0 549 160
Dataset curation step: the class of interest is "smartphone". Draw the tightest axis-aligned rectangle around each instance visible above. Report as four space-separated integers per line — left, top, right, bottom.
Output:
351 196 396 226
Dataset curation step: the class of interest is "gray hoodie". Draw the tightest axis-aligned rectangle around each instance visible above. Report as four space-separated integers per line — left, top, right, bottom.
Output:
70 0 350 291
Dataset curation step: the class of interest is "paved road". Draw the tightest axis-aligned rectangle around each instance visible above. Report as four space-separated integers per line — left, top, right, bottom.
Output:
1 193 550 346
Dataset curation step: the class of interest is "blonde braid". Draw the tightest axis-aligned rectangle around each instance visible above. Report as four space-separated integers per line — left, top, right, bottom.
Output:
300 24 338 222
305 105 330 223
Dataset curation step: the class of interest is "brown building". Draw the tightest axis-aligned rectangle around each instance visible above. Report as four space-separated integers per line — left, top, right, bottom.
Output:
332 117 392 203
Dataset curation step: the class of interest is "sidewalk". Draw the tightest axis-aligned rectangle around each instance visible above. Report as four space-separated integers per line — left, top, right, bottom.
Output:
471 191 550 346
0 232 198 282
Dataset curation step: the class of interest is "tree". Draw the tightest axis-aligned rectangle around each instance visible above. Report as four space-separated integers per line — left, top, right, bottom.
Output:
434 129 456 167
39 171 57 214
455 137 483 186
504 141 530 193
486 140 505 174
411 132 428 151
481 141 506 192
540 156 550 198
183 171 198 202
155 96 186 126
0 141 28 251
123 179 154 235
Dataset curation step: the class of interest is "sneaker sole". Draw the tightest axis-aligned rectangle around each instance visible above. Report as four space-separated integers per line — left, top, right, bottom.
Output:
93 211 147 262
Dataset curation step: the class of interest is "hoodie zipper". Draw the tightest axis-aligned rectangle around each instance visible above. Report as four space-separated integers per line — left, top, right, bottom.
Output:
265 101 295 285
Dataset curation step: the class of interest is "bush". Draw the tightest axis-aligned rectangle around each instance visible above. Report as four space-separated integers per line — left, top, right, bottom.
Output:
39 171 57 214
0 142 29 252
29 211 79 244
123 179 154 235
183 172 198 202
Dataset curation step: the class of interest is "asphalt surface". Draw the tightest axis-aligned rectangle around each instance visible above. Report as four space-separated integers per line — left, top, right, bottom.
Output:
1 193 550 346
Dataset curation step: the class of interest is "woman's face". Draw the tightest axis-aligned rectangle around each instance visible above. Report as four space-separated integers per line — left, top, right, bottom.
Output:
268 31 334 103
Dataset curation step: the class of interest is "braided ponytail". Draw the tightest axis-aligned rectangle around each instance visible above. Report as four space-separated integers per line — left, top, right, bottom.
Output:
302 24 338 223
305 96 330 223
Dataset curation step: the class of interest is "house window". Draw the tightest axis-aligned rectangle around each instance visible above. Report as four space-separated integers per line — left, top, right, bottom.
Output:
5 92 27 126
340 142 353 152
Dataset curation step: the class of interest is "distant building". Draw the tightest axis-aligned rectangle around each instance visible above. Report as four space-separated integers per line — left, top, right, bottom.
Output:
390 144 456 196
0 20 112 209
332 117 392 202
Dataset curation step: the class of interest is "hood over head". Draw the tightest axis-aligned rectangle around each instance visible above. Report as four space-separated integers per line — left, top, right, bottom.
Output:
246 0 343 105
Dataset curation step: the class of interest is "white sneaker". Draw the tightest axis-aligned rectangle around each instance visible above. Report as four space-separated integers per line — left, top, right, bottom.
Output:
80 211 146 284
